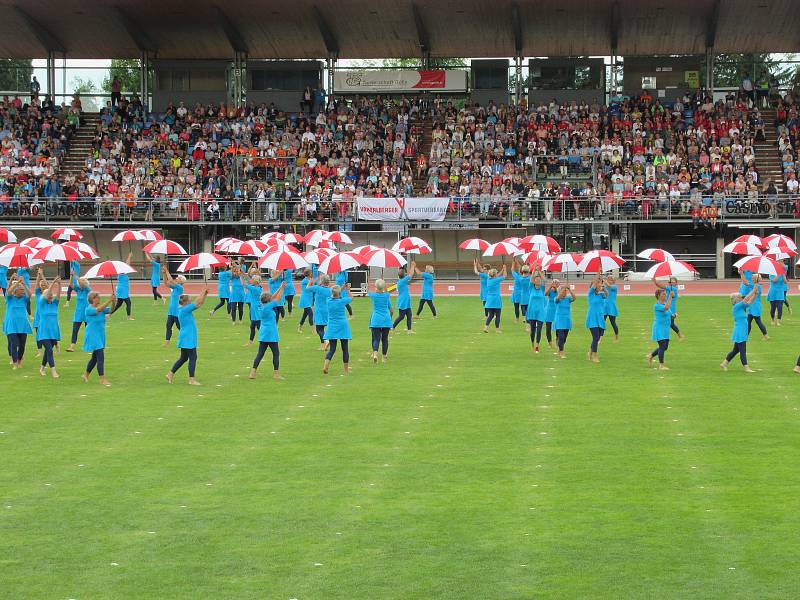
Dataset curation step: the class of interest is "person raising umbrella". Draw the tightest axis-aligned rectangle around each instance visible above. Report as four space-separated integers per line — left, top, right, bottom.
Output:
250 282 286 381
483 265 507 334
4 275 32 369
720 285 760 373
553 283 576 358
166 288 209 386
82 290 116 386
323 284 353 375
648 288 674 370
369 278 394 364
36 275 62 378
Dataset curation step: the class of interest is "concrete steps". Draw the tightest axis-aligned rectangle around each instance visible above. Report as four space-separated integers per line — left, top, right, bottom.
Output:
60 113 101 179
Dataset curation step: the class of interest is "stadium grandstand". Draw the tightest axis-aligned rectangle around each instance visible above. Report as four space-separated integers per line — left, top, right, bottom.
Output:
1 0 799 280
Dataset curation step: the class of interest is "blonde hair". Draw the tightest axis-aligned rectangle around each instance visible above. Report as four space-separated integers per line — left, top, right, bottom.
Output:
375 278 386 292
488 268 498 277
331 284 341 298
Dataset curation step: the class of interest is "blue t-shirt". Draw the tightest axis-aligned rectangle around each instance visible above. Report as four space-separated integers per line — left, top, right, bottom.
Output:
585 288 606 329
246 283 262 320
335 271 350 298
176 303 199 349
4 295 33 334
168 283 184 317
309 285 332 325
484 276 504 309
258 301 280 343
421 272 435 301
665 285 679 315
368 292 393 328
324 297 352 340
544 289 558 322
269 274 285 307
284 269 297 296
150 261 161 287
115 274 130 299
83 306 110 352
525 284 545 321
230 276 245 303
604 285 619 317
36 295 61 341
217 270 232 299
0 265 7 289
554 296 573 331
731 301 749 343
298 278 314 309
479 272 488 301
396 276 411 310
652 302 670 341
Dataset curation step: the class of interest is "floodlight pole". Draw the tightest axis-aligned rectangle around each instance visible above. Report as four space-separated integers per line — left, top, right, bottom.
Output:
140 51 150 112
705 48 715 95
514 55 522 104
46 51 56 102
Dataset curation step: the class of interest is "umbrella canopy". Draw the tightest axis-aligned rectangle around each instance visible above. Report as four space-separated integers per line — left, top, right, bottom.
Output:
645 260 697 279
281 232 305 245
325 231 353 244
578 250 625 273
482 241 519 257
31 243 84 263
305 229 331 247
21 237 54 250
143 239 188 255
84 260 137 279
62 241 99 259
0 228 17 244
318 251 363 274
0 243 35 268
502 236 523 246
177 252 229 272
458 238 490 251
362 248 407 268
519 250 550 266
541 253 582 273
258 249 310 271
722 241 762 255
732 255 786 276
303 248 335 264
763 233 797 251
260 231 285 241
764 247 797 260
637 248 675 262
316 239 338 250
731 234 764 248
352 244 382 257
112 230 146 242
224 240 267 256
214 237 242 252
392 236 432 254
518 235 561 253
51 228 83 241
137 229 163 241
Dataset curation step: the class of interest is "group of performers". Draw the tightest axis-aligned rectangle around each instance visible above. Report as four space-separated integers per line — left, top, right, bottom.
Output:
2 251 798 385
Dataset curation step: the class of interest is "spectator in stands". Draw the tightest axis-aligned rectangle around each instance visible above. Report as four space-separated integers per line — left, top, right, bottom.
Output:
30 76 40 101
110 77 122 107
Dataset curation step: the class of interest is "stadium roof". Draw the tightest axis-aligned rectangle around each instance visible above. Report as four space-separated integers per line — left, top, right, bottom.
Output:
0 0 797 60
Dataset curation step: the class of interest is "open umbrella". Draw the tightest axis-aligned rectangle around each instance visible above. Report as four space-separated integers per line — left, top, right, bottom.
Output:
137 229 163 241
84 260 137 292
519 250 550 266
112 230 145 242
763 233 797 251
303 248 335 265
722 241 762 255
732 255 786 276
177 252 228 283
541 253 582 273
214 237 242 252
51 228 83 241
637 248 675 262
0 243 35 268
0 228 17 244
482 241 519 257
644 260 697 279
62 241 99 260
224 240 267 256
258 249 310 271
764 247 797 260
318 251 363 275
458 238 490 252
143 239 188 255
325 231 353 244
518 235 561 253
731 234 764 248
362 248 407 268
281 232 305 245
260 231 285 241
352 244 382 257
578 250 625 273
21 237 54 250
305 229 330 247
392 237 432 254
502 236 523 246
31 243 84 263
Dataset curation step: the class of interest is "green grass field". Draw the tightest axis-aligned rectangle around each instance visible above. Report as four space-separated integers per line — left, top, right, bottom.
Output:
2 295 799 599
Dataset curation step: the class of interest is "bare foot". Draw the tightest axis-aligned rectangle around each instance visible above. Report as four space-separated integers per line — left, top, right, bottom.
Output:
51 370 59 379
273 372 284 380
743 366 755 373
658 364 670 371
99 378 111 387
165 372 174 384
719 362 728 371
39 366 46 376
249 369 257 380
81 372 89 383
647 353 654 366
188 378 201 386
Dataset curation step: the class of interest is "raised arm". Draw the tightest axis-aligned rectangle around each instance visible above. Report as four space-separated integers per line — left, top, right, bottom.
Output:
664 289 674 312
739 270 750 285
100 294 115 313
652 277 667 289
194 288 210 308
567 286 576 301
271 282 287 303
473 259 480 276
49 276 62 299
125 251 133 265
145 251 153 262
743 284 759 305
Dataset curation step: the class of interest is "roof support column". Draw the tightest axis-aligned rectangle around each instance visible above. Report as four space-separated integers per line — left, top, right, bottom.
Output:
705 48 714 95
46 52 56 103
327 54 337 108
232 51 247 109
140 51 150 112
514 55 522 103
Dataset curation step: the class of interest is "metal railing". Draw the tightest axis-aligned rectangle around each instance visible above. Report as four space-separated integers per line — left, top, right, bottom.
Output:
0 194 798 225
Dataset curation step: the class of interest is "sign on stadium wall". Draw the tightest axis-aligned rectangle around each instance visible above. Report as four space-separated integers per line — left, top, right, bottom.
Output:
334 70 468 93
357 197 450 221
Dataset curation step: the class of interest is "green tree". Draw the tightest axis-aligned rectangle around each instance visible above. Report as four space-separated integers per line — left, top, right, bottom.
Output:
713 53 797 87
102 59 140 93
382 57 468 69
0 59 33 92
71 76 100 112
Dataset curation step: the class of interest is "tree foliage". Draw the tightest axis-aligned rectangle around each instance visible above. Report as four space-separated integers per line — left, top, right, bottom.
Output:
71 77 100 112
713 53 798 88
0 59 33 92
102 59 141 93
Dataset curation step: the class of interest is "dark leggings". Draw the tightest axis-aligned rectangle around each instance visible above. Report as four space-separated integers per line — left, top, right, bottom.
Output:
393 308 412 330
556 329 569 352
784 293 791 309
249 319 261 342
770 300 783 320
66 284 73 301
485 308 501 328
25 297 31 315
315 324 326 343
482 300 488 317
528 320 543 345
274 306 286 320
670 315 680 334
725 342 748 365
796 355 800 367
35 329 42 350
545 322 553 343
285 295 294 314
230 301 244 322
371 327 390 355
650 339 670 364
86 349 105 376
8 332 27 362
171 348 197 377
113 297 132 316
748 314 767 335
345 302 353 316
325 339 350 363
605 315 619 335
417 299 437 316
211 298 229 314
299 307 314 326
152 286 163 300
252 341 280 371
40 339 56 367
71 321 85 344
165 315 181 340
589 327 603 352
513 302 520 319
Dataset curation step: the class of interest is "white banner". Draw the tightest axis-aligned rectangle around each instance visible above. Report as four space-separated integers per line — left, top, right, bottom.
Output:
334 70 468 93
357 197 450 222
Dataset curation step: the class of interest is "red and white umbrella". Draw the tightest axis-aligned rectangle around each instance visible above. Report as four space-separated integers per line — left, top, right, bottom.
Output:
143 239 188 255
519 250 550 266
224 240 268 256
305 229 331 247
318 251 363 274
722 241 762 255
62 241 100 260
763 233 797 251
392 236 432 254
177 252 229 272
51 228 83 241
260 231 285 242
214 237 242 252
764 246 797 260
325 231 353 244
518 235 561 253
84 260 137 279
303 248 335 265
637 248 675 262
112 230 145 242
644 260 697 279
281 232 305 245
482 241 519 257
541 253 582 273
502 236 523 246
258 249 310 271
0 243 35 268
31 243 84 263
21 237 54 250
458 238 490 251
578 250 625 273
0 228 17 244
137 229 163 241
732 255 786 276
353 244 382 257
731 234 764 248
362 248 407 268
316 239 338 250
